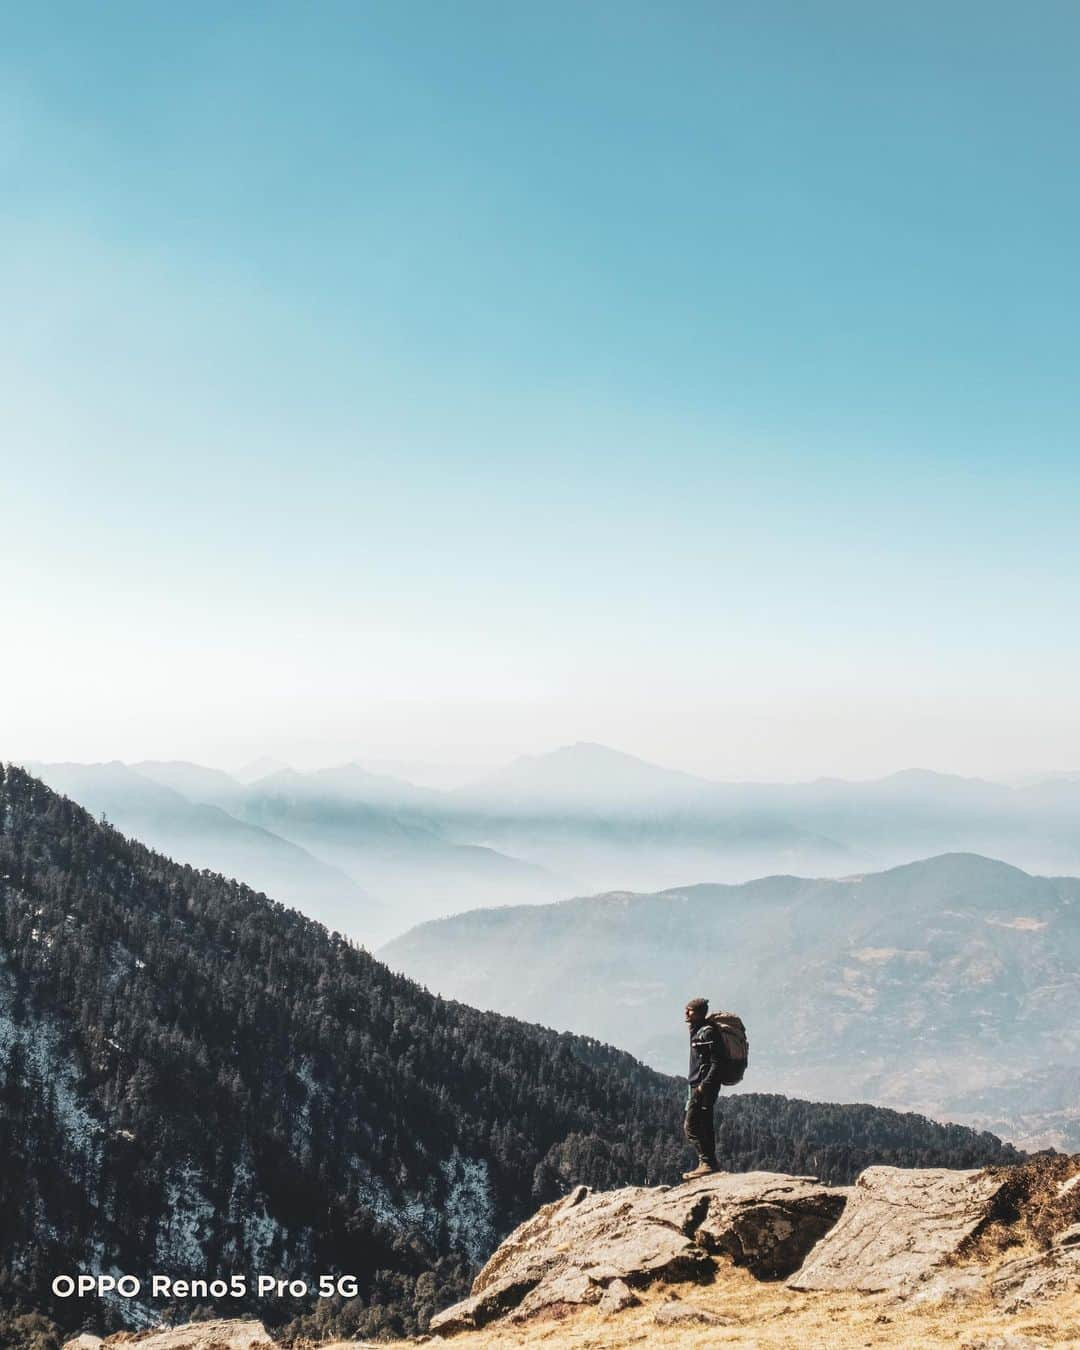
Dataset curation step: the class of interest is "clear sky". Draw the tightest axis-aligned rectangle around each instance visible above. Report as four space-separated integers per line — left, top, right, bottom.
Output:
4 1 1079 780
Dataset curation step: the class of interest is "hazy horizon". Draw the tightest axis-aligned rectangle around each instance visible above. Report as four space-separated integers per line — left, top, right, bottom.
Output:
13 741 1080 791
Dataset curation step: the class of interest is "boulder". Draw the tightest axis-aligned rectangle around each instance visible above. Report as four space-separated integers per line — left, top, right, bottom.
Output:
689 1172 849 1279
788 1165 1010 1297
62 1338 104 1350
429 1170 847 1333
653 1300 733 1326
597 1278 639 1315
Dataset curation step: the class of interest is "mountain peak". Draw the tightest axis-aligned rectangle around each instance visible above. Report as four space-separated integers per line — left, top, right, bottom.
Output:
458 742 714 810
878 850 1041 886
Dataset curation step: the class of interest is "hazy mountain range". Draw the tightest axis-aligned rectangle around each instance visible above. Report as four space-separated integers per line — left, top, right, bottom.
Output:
23 759 555 944
381 852 1080 1152
22 760 383 937
25 743 1080 949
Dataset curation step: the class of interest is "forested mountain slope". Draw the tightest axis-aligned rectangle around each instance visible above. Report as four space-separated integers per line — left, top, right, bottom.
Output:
0 766 1020 1343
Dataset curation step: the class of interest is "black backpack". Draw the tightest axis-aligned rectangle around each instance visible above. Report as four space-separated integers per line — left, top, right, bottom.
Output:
706 1011 749 1085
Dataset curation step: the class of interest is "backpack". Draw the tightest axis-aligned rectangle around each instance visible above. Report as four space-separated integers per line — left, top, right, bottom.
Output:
706 1011 749 1085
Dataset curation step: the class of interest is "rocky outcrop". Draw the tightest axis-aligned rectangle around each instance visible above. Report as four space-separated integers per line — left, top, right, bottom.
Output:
429 1158 1080 1339
788 1165 1011 1296
429 1171 848 1334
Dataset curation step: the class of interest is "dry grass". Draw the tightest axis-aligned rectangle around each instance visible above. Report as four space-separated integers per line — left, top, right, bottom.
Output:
418 1265 1080 1349
959 1154 1080 1267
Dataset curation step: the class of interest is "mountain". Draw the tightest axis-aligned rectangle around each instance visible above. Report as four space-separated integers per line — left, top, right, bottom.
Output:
937 1063 1080 1153
132 759 247 806
747 769 1062 867
455 742 732 812
443 743 854 892
44 747 1080 941
695 766 1080 876
121 760 566 933
23 761 383 940
231 770 558 931
381 852 1080 1149
0 766 1019 1344
458 750 1080 881
251 763 441 809
453 747 1011 817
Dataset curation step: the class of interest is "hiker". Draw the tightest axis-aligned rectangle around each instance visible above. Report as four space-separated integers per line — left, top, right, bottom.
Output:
683 996 722 1179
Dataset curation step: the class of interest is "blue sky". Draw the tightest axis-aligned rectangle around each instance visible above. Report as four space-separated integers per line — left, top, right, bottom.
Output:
3 2 1079 777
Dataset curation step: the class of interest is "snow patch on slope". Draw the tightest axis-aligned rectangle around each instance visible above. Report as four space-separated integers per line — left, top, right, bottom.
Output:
227 1149 282 1270
155 1163 216 1269
343 1150 494 1265
83 1235 158 1329
0 963 104 1170
347 1157 438 1244
439 1150 495 1264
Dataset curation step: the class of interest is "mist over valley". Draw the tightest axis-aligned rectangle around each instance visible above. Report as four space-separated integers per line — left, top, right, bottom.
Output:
26 742 1080 948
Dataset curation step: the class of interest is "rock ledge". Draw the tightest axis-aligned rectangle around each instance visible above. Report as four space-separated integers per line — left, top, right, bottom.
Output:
430 1170 847 1334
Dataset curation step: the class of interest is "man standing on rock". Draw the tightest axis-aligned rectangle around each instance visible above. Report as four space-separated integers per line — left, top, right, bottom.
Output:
683 996 722 1179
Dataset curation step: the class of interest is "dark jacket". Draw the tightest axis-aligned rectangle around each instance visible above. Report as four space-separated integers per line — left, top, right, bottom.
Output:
688 1021 722 1096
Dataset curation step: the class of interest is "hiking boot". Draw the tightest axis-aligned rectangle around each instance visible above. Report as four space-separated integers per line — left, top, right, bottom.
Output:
681 1161 719 1180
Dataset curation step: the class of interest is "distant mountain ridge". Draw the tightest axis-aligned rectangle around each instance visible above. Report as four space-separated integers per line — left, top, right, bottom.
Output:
448 747 1080 885
248 761 443 808
30 745 1080 946
453 741 731 810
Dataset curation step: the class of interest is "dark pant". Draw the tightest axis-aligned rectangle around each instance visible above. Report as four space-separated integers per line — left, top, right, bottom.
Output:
684 1088 718 1165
